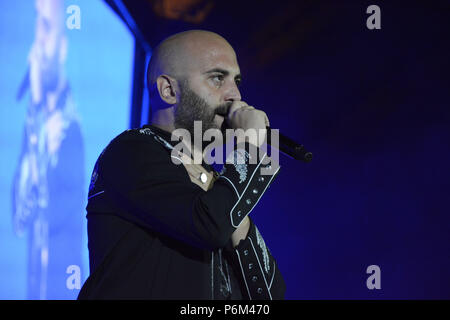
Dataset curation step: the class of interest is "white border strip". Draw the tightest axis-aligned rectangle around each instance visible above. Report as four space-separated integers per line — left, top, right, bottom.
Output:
235 250 252 300
230 164 280 227
248 236 272 300
218 175 239 197
223 153 268 227
269 261 276 290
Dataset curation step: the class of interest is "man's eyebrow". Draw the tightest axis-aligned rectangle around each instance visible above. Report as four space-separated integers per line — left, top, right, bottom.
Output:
204 68 228 75
204 68 242 81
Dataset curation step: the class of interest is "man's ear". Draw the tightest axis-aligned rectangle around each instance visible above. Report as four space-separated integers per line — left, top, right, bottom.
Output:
156 75 178 105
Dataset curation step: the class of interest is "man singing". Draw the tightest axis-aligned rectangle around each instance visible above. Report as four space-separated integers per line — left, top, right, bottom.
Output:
78 30 285 300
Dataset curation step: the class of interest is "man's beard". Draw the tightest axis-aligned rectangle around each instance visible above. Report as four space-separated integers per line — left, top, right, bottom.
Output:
174 81 229 149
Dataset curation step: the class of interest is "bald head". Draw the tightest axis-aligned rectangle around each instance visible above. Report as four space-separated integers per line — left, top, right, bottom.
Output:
147 30 242 134
147 30 236 88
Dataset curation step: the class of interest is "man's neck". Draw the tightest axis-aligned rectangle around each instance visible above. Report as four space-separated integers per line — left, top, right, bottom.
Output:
150 109 176 133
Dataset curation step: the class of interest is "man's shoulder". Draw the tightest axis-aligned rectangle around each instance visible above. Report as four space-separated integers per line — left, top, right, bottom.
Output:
88 126 186 193
106 126 177 156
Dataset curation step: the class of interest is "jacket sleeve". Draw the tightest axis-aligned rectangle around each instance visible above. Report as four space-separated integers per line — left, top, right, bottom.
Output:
87 129 281 251
226 218 286 300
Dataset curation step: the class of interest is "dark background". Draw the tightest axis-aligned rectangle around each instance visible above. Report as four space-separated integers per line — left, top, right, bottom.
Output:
107 0 450 299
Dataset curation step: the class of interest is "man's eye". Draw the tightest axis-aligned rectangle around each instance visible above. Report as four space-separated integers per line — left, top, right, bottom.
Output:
212 75 224 85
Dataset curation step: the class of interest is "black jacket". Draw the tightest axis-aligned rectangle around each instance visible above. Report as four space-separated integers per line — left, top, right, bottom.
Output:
78 124 285 299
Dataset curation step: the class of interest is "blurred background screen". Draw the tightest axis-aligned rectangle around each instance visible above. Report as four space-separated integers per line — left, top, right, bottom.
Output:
0 0 133 299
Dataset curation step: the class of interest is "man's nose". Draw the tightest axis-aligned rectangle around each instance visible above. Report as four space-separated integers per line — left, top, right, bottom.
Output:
224 82 241 102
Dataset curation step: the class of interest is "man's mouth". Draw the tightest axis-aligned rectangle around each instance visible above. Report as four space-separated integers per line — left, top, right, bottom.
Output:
214 103 231 117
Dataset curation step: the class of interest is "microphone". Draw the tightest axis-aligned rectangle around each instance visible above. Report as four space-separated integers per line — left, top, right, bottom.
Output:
217 104 313 163
265 126 313 163
219 119 313 163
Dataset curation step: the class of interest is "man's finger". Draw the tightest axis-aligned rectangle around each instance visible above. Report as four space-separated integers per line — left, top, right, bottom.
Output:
227 101 249 118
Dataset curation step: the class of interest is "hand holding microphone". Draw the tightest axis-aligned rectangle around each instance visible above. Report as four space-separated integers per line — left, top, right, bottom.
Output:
219 101 313 162
224 101 269 147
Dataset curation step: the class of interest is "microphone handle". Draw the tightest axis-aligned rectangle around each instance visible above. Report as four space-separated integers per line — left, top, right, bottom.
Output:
265 126 313 163
219 120 312 162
